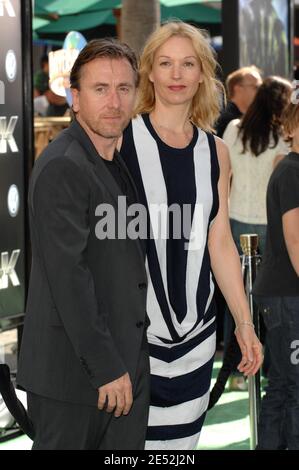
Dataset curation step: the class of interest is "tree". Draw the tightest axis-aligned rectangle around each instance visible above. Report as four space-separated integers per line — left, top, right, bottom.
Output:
121 0 160 56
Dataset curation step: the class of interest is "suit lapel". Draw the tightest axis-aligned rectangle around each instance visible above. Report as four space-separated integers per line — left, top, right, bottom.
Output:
114 150 139 204
114 151 147 260
67 120 146 263
67 120 123 205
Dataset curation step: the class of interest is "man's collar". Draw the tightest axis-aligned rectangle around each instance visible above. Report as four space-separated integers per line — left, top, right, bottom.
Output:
67 119 102 165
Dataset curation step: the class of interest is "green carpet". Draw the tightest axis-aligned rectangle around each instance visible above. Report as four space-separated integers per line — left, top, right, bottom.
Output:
198 360 251 450
0 359 258 450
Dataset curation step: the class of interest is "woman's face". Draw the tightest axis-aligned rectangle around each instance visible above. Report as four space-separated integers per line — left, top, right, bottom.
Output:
149 35 203 108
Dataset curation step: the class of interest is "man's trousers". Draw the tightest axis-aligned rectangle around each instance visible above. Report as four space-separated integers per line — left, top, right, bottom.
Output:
27 342 150 450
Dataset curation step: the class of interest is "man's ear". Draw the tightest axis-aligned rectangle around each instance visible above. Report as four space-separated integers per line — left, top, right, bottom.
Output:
71 88 79 113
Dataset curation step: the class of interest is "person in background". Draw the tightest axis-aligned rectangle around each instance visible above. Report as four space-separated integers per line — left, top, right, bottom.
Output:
34 54 50 98
216 66 262 138
223 76 291 256
253 102 299 450
120 21 263 450
33 54 51 116
222 76 291 389
34 54 68 117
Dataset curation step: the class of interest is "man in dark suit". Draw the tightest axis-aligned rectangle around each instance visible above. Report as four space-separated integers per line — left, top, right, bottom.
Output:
16 39 150 450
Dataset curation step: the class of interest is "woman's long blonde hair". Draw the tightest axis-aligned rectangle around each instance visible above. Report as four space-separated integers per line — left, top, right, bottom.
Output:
134 21 224 132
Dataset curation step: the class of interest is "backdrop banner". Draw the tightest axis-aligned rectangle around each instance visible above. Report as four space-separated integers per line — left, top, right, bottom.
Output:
0 0 28 326
222 0 294 79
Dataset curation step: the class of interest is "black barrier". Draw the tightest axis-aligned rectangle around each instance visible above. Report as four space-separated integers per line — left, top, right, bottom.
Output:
0 0 33 332
208 234 262 450
240 234 261 449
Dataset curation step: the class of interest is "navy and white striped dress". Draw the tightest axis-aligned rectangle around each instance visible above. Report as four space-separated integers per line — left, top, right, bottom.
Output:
121 114 220 450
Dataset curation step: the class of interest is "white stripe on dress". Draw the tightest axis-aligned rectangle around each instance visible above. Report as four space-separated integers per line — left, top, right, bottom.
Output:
149 331 216 377
184 131 213 330
148 390 210 427
145 433 201 451
132 117 176 337
147 312 216 347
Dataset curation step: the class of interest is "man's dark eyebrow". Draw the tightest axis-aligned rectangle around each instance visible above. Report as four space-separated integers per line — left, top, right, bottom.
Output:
118 82 134 87
93 82 108 87
92 82 133 87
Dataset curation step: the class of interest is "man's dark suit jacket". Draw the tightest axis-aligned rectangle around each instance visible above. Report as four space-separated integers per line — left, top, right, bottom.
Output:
17 120 148 406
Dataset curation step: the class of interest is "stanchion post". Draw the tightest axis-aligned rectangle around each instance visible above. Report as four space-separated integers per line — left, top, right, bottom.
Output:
240 234 261 450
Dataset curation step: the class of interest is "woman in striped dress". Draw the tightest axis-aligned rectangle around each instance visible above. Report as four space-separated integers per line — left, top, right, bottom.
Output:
120 21 263 450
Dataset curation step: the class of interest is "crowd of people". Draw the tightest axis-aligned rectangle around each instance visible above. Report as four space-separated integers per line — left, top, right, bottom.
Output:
4 19 298 450
216 68 292 390
215 61 299 449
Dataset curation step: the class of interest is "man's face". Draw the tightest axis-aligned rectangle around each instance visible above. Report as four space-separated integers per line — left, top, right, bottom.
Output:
237 72 262 110
72 57 136 140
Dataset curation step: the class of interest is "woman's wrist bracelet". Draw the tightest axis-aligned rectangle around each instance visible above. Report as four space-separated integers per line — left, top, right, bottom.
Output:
234 321 255 333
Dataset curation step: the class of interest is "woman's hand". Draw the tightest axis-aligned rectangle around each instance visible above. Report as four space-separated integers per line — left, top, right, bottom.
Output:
235 324 263 377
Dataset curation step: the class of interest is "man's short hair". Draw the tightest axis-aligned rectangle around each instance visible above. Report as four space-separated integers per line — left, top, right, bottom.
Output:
226 66 261 100
70 38 139 90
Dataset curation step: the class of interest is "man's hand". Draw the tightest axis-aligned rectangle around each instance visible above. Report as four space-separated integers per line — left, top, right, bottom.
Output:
97 372 133 417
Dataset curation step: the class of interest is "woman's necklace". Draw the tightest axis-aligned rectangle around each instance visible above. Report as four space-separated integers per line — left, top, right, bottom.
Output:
150 114 193 148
